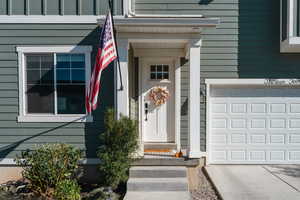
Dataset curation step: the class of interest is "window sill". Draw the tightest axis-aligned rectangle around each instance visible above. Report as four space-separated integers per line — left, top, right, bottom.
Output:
280 37 300 52
17 115 93 123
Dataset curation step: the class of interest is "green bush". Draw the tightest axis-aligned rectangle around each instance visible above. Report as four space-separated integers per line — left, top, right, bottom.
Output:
15 143 82 195
54 179 81 200
98 109 139 189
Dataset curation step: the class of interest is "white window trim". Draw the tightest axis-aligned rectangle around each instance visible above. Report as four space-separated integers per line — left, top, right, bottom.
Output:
281 0 300 52
0 15 124 24
17 46 93 123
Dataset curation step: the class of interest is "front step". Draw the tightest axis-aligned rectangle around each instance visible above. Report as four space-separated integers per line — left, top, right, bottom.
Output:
133 157 199 167
124 192 191 200
130 166 187 178
125 166 191 200
127 177 188 191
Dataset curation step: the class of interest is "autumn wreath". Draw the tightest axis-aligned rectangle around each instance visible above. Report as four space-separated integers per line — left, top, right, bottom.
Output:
148 86 170 106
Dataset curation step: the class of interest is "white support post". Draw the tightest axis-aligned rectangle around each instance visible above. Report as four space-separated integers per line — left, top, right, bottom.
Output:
175 58 181 152
116 39 129 118
188 39 202 158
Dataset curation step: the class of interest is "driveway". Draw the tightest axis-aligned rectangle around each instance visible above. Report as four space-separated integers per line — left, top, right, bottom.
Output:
205 165 300 200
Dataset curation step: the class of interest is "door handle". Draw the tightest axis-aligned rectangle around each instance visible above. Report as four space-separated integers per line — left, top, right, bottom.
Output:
145 102 149 121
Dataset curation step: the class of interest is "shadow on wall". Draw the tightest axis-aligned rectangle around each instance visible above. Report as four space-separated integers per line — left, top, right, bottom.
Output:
198 0 214 5
0 26 114 162
238 0 300 78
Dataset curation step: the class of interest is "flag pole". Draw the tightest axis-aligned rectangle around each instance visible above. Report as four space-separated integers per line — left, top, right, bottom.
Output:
108 0 123 91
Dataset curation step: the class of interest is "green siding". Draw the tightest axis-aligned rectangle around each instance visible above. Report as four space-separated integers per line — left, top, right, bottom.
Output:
46 0 60 15
135 0 300 152
135 0 238 151
29 0 43 15
0 25 115 159
0 0 122 16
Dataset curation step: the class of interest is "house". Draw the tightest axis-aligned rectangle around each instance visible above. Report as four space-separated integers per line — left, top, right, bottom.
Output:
1 0 300 182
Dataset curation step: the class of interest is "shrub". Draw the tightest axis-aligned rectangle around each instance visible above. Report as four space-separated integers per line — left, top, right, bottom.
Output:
97 109 139 189
15 143 82 195
54 179 81 200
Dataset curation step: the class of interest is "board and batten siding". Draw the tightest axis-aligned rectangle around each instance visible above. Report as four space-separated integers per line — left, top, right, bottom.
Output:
0 0 122 15
0 24 116 159
135 0 300 151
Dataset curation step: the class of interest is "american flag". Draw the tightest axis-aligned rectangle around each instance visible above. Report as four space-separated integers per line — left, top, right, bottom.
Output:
86 11 117 114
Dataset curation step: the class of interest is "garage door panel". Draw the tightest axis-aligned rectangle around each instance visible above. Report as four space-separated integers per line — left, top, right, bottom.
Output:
209 87 300 164
210 148 300 163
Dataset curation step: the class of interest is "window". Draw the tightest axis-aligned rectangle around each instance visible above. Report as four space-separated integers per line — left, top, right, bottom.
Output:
281 0 300 52
17 46 92 122
150 64 169 80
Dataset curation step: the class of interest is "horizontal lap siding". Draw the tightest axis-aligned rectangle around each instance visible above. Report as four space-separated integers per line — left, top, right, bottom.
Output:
135 0 238 151
238 0 300 78
0 24 115 159
0 0 122 15
136 0 300 152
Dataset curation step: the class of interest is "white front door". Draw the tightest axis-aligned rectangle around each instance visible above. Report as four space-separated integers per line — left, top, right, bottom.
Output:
141 58 175 143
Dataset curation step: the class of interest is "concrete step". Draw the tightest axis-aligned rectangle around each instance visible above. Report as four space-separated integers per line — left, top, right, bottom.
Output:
130 166 187 178
132 157 199 166
127 177 189 191
124 191 191 200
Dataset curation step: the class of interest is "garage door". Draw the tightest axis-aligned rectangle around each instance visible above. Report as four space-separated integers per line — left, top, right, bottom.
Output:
209 86 300 164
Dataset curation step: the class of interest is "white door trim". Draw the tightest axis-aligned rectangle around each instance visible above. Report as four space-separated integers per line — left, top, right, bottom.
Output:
138 56 181 151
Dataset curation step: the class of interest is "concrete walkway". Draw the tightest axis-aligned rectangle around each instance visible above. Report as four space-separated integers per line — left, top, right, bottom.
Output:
205 165 300 200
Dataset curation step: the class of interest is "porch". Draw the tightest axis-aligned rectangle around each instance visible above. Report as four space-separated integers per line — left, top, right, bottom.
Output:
99 17 219 159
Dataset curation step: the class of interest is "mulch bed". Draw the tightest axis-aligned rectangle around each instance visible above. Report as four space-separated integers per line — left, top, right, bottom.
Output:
191 167 221 200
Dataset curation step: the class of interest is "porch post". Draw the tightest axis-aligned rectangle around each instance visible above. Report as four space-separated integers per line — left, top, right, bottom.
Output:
116 39 129 118
188 39 202 158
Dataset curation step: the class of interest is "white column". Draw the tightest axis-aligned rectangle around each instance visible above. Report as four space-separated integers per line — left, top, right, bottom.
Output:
116 39 129 118
175 58 181 152
188 39 202 158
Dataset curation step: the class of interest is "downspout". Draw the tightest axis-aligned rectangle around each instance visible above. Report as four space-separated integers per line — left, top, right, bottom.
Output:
126 0 204 18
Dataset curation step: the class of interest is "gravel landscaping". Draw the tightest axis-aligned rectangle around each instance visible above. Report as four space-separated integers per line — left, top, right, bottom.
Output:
0 180 124 200
191 167 220 200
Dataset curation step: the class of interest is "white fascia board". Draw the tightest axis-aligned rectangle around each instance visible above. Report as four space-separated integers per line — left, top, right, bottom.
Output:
205 79 272 85
0 15 122 24
98 17 220 27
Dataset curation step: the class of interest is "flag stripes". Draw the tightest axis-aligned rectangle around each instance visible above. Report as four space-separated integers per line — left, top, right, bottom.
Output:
86 11 117 114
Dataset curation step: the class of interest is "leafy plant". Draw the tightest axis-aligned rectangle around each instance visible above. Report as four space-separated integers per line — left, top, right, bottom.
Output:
15 143 82 195
54 179 81 200
98 109 139 189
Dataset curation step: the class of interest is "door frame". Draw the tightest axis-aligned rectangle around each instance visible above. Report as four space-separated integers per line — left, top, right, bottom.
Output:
138 55 181 152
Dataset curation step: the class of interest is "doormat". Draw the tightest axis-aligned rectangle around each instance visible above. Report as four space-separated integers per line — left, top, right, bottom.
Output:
144 149 176 157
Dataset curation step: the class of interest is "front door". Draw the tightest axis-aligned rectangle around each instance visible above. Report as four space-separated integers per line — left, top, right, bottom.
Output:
141 58 175 143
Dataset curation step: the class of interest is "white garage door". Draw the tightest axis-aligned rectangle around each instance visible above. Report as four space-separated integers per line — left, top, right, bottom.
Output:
209 86 300 164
